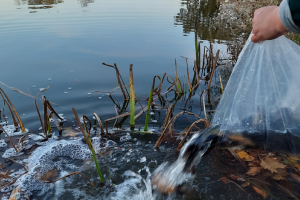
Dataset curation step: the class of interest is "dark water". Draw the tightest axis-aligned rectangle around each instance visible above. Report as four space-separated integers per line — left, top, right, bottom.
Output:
0 0 227 132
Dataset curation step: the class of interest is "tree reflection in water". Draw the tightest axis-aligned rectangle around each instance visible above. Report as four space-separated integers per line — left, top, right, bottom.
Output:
14 0 94 8
174 0 231 42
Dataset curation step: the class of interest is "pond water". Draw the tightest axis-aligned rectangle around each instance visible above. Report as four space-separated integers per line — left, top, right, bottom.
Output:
0 0 268 199
0 0 228 132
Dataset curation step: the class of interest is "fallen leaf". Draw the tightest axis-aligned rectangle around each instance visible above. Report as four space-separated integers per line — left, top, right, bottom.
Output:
260 157 286 173
5 169 11 176
39 169 57 181
271 174 284 181
261 170 273 178
290 173 300 183
248 160 261 167
287 156 300 162
276 168 289 177
241 182 250 187
246 167 263 176
252 186 268 198
0 174 12 179
227 135 254 146
229 174 245 181
63 127 80 137
235 150 255 161
295 164 300 170
9 187 20 200
220 177 230 184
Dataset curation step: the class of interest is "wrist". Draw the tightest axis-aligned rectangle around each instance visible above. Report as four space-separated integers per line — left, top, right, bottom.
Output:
275 7 288 34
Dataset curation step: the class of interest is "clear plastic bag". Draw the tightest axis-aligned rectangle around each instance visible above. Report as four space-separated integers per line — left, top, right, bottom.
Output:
212 35 300 153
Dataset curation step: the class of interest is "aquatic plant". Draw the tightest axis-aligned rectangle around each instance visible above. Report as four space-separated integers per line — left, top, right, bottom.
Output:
72 108 104 183
144 84 153 132
129 64 135 128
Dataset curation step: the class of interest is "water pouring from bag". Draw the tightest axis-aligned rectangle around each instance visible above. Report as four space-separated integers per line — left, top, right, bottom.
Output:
151 127 220 194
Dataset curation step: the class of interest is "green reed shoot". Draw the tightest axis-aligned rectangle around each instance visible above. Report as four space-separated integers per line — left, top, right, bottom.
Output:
83 119 104 183
129 64 135 127
144 85 153 131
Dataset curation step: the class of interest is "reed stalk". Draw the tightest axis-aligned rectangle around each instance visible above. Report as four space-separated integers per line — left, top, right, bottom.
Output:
129 64 135 128
144 85 153 131
84 122 104 183
219 74 224 93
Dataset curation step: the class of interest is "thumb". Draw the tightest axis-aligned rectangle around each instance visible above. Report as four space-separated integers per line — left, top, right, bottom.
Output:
251 33 260 43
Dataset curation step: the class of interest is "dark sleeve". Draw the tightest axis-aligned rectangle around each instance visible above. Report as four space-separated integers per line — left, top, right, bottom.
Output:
279 0 300 34
289 0 300 27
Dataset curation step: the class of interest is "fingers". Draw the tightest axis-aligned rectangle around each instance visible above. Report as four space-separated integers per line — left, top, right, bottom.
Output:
251 33 261 43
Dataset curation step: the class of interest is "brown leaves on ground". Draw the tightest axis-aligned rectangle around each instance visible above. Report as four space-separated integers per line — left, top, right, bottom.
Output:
252 186 268 198
227 135 254 146
260 157 286 173
0 169 12 179
220 176 230 184
235 150 255 161
241 182 250 187
39 169 57 181
63 127 80 137
290 173 300 183
246 167 263 176
9 187 20 200
295 164 300 171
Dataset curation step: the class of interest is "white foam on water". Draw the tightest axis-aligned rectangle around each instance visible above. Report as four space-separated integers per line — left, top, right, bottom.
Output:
28 133 45 141
2 125 29 137
0 139 7 147
2 148 24 158
120 133 131 142
108 167 155 200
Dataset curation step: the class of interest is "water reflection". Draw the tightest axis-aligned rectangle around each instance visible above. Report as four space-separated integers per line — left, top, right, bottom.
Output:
175 0 230 41
78 0 94 7
15 0 94 8
15 0 63 6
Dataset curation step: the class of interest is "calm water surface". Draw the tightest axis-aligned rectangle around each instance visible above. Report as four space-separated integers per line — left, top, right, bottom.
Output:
0 0 226 132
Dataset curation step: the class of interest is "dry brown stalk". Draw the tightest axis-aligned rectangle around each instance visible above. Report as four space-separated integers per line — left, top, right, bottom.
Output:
42 171 94 186
94 113 105 135
35 98 46 137
155 111 202 148
102 63 129 100
72 108 91 151
162 104 174 130
176 118 205 151
0 87 25 133
207 50 220 90
0 124 18 153
186 59 192 92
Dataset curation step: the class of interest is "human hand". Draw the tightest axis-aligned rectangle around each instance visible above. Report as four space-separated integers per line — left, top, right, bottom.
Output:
251 6 288 43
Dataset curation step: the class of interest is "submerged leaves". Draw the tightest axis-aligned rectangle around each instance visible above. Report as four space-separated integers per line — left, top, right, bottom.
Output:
235 150 255 162
260 157 286 174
